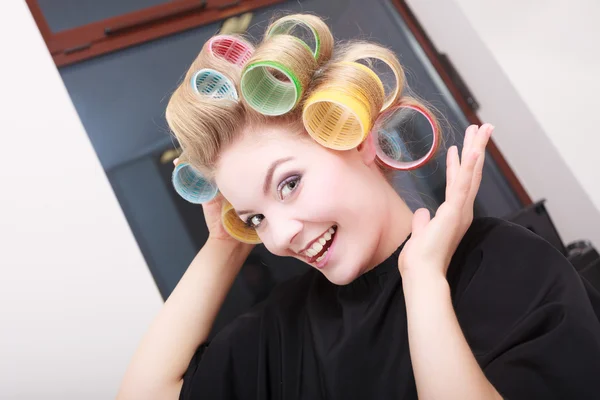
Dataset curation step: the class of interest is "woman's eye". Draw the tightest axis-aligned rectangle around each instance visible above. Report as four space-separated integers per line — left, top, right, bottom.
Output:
278 175 301 200
245 214 264 229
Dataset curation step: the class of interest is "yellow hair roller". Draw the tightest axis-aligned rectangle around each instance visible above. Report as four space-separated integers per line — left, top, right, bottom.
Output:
302 61 385 150
221 200 262 244
339 43 405 112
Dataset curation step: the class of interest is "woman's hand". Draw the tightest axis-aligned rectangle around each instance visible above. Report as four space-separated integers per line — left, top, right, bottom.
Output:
398 124 503 400
201 194 239 243
398 124 494 281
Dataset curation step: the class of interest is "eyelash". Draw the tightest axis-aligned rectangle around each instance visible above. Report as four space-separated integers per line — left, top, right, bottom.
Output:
277 174 301 200
244 174 302 229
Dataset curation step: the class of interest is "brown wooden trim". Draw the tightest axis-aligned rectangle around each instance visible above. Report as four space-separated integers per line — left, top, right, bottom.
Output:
48 0 216 53
391 0 532 206
26 0 283 67
25 0 52 41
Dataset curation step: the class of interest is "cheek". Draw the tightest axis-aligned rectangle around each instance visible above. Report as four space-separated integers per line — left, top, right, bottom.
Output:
259 236 285 257
312 164 367 214
303 156 371 218
299 168 348 219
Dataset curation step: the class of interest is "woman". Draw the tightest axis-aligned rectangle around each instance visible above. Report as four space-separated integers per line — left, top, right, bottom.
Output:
118 14 600 400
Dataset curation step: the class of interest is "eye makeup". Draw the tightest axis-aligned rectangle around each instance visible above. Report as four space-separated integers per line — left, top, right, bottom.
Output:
277 174 302 200
242 172 303 229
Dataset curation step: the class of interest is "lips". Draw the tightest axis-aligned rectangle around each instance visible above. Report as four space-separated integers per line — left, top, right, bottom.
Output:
301 225 337 264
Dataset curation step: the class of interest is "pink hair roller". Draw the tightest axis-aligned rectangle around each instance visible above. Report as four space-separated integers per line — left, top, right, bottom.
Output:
207 35 254 67
371 103 440 171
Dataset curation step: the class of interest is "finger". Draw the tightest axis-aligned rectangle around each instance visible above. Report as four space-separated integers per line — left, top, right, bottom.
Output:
445 146 459 200
206 191 224 206
449 147 480 209
466 147 485 206
173 157 180 166
473 124 493 152
461 125 478 161
411 208 431 237
466 125 493 204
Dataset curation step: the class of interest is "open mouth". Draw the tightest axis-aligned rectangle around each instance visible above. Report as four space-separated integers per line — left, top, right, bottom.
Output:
302 225 337 266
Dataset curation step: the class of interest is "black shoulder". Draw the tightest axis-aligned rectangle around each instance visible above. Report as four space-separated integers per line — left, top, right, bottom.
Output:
448 221 600 399
447 216 596 353
448 217 572 299
465 216 563 256
454 216 553 261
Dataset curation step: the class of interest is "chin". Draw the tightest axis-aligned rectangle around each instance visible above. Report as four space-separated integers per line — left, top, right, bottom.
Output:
316 233 374 285
322 268 361 285
292 251 364 285
320 256 368 285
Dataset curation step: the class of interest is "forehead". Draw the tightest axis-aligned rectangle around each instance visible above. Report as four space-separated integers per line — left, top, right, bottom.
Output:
214 126 316 198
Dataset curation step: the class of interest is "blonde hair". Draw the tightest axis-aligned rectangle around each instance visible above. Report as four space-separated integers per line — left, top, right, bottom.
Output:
165 13 438 182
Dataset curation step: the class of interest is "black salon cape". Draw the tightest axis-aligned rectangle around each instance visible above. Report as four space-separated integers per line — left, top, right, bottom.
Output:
180 217 600 399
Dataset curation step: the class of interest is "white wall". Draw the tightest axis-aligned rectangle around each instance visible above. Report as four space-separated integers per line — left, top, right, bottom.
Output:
0 2 163 399
407 0 600 247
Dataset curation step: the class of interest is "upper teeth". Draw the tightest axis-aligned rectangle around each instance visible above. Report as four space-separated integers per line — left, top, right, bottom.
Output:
304 227 336 257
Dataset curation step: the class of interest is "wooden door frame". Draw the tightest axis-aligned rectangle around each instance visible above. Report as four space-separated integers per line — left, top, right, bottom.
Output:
25 0 283 67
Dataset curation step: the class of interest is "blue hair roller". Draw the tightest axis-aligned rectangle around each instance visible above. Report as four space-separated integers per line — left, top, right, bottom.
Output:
191 68 238 100
172 162 218 204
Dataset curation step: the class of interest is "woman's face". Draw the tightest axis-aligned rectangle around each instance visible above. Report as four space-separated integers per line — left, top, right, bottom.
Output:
215 125 391 285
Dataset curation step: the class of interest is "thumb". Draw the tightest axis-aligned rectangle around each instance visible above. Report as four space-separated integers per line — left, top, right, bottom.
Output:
412 208 431 237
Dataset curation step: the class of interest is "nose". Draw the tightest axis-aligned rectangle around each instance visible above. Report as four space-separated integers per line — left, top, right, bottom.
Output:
268 213 303 253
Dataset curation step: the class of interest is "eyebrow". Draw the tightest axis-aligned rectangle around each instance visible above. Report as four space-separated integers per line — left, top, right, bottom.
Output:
235 156 295 216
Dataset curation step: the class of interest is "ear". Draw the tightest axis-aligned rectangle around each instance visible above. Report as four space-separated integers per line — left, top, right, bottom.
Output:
357 133 377 166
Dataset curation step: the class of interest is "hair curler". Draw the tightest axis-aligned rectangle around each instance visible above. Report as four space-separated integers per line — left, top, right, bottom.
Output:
221 200 262 244
190 68 239 100
302 61 385 150
240 35 316 116
339 43 405 112
265 14 333 64
206 34 254 67
241 59 301 116
172 162 219 204
371 102 440 170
